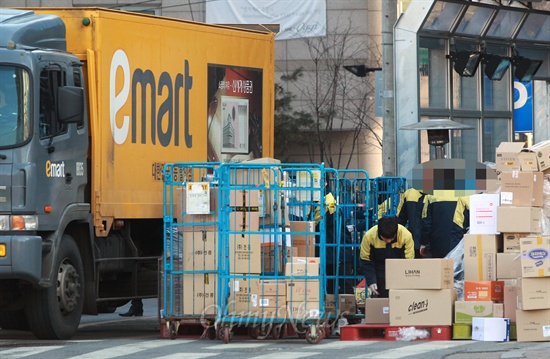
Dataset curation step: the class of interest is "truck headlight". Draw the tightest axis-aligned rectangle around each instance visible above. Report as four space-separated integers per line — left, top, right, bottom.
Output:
0 215 38 230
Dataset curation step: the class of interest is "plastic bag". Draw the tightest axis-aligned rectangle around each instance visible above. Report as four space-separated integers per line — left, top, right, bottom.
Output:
445 238 464 300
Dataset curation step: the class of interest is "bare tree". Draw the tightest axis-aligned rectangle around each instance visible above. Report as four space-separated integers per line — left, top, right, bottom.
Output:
281 19 382 169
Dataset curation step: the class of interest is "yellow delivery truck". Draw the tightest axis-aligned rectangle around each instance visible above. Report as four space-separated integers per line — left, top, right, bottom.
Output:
0 7 275 339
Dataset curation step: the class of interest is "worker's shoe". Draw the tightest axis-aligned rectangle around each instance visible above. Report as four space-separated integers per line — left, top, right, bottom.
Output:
119 307 143 317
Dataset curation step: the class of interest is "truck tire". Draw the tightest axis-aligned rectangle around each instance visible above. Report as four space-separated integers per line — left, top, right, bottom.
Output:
0 308 29 331
25 235 84 339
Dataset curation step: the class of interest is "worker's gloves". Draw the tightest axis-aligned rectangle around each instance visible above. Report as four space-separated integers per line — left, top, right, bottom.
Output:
367 283 379 298
420 245 428 257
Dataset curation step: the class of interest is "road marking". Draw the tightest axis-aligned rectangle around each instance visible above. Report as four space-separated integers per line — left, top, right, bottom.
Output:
204 342 268 350
156 354 218 359
66 339 194 359
0 346 64 358
251 352 320 358
302 341 378 349
350 341 469 358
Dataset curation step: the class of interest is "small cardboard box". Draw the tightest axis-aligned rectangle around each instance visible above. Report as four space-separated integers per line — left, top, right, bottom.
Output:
176 185 218 231
182 230 217 270
181 273 218 315
516 309 550 342
261 244 295 273
326 294 357 315
496 206 543 233
502 233 527 253
517 277 550 310
286 280 320 301
496 142 525 173
464 280 504 302
463 234 500 281
520 235 550 277
454 301 496 324
469 193 500 234
287 301 321 320
228 234 261 274
520 140 550 172
363 298 390 324
500 171 544 207
227 278 261 316
496 252 522 279
386 258 454 289
284 262 319 277
472 317 510 342
389 289 456 326
260 279 286 296
289 221 316 258
503 285 518 322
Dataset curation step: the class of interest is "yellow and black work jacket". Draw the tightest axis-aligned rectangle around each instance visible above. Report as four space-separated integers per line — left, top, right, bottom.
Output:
421 194 458 258
359 224 414 286
396 188 427 250
451 195 470 246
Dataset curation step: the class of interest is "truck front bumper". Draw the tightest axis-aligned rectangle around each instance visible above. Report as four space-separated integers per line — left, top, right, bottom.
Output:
0 235 42 284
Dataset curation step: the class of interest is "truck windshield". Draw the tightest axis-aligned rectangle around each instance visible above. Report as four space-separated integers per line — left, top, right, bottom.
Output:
0 66 31 148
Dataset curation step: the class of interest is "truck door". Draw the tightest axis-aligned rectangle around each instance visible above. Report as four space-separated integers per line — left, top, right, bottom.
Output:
36 60 88 229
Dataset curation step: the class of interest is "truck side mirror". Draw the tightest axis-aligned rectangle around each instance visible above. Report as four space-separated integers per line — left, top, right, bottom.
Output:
57 86 84 124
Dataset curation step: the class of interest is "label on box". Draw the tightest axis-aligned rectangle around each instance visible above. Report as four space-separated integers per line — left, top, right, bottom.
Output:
500 192 513 205
544 325 550 337
185 182 210 214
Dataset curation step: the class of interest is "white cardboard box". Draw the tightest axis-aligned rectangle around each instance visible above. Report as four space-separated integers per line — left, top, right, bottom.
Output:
469 193 500 234
472 317 510 342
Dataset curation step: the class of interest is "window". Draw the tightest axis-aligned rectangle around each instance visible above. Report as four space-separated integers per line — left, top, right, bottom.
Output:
39 67 66 138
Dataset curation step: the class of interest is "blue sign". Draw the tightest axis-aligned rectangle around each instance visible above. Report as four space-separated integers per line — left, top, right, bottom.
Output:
513 80 533 133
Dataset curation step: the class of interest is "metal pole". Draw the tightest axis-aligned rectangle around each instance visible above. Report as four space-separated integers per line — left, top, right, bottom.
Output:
382 0 397 176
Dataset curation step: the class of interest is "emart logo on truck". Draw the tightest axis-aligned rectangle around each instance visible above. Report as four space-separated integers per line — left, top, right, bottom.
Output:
46 160 65 178
109 49 193 148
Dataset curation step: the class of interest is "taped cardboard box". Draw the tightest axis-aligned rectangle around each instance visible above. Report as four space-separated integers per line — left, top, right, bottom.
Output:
454 301 497 324
386 258 454 289
463 234 500 281
515 309 550 342
496 206 543 233
496 252 522 279
519 140 550 172
517 277 550 310
389 289 456 326
500 171 544 207
464 280 504 302
495 142 524 173
520 235 550 277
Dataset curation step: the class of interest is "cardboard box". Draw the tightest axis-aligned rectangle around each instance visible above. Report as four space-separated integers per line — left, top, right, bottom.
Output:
181 273 218 315
176 186 218 231
454 301 496 324
464 280 504 302
496 142 524 173
517 277 550 310
227 278 261 316
493 303 504 318
385 258 454 289
258 295 286 308
503 233 527 253
287 301 321 320
515 309 550 342
520 140 550 172
286 280 320 301
496 206 543 233
472 317 510 341
260 279 286 296
496 252 522 279
363 298 390 324
289 221 316 258
284 262 319 277
520 235 550 277
463 234 499 281
389 289 456 326
326 294 357 315
261 244 295 273
503 285 518 322
469 193 500 234
228 234 261 274
500 171 544 207
182 230 217 270
260 226 291 246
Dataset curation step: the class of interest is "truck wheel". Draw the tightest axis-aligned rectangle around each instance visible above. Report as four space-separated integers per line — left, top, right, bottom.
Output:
0 308 29 331
25 235 84 339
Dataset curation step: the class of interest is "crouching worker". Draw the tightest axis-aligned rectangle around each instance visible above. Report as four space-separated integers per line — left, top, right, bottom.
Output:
359 216 415 298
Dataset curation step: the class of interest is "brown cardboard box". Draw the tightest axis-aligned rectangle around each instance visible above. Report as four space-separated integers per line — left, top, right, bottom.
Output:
227 278 261 316
324 294 356 315
493 303 504 318
464 280 504 302
519 140 550 172
503 233 527 253
284 262 319 277
363 298 390 324
517 277 550 310
515 309 550 342
454 301 496 324
496 252 522 279
289 221 316 258
182 230 217 270
260 279 286 296
182 273 218 315
228 234 261 274
385 258 454 289
176 185 218 231
500 171 544 207
520 235 550 277
389 289 456 326
503 285 518 322
286 280 320 301
229 211 260 232
261 244 295 273
496 142 525 173
463 234 500 281
496 206 543 233
258 295 286 309
287 301 321 320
